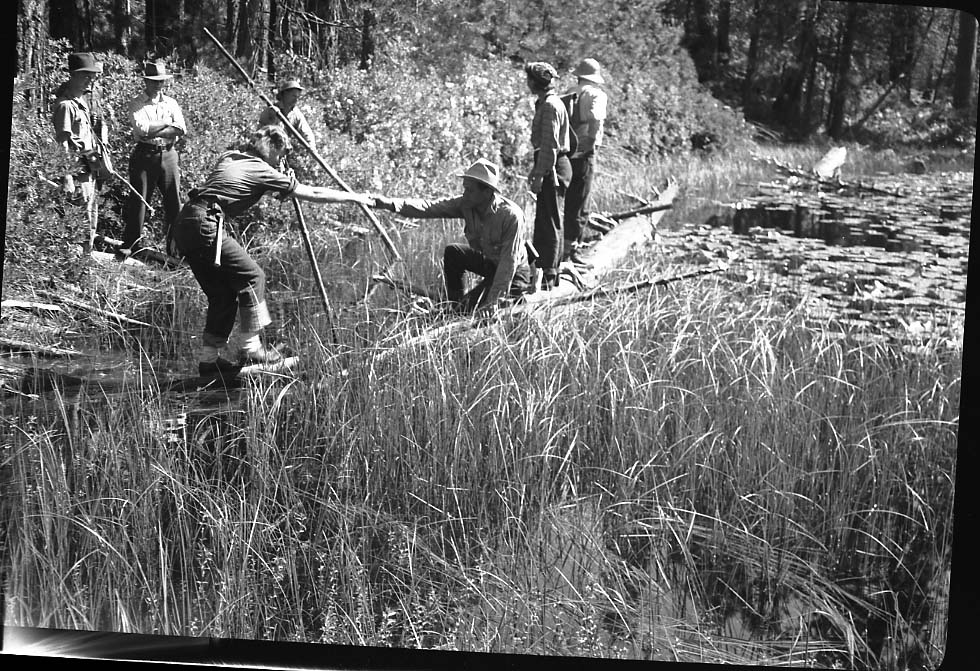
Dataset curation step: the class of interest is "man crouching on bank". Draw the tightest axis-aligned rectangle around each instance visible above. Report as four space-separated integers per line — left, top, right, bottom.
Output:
371 158 532 316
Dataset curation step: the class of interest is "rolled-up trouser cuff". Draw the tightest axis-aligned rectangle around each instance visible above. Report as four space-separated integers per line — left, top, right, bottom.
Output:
239 300 272 333
202 332 229 348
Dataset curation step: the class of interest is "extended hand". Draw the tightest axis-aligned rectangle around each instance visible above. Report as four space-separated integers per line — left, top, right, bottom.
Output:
372 195 397 212
61 174 75 196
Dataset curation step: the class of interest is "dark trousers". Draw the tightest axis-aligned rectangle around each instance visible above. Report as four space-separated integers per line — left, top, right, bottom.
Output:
562 154 595 246
123 145 181 248
173 202 267 346
532 154 572 276
443 244 531 306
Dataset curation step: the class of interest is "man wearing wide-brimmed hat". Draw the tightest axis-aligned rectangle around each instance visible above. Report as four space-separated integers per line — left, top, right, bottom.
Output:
52 52 105 255
258 79 316 151
562 57 607 263
120 60 186 259
371 158 532 313
524 61 573 291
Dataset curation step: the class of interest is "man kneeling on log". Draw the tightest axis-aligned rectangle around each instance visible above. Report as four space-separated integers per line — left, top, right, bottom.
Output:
371 158 532 315
171 125 372 377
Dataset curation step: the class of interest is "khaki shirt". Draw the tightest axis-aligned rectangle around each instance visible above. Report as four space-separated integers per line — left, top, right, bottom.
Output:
259 105 316 149
127 91 187 146
568 83 607 157
390 193 529 303
52 94 95 172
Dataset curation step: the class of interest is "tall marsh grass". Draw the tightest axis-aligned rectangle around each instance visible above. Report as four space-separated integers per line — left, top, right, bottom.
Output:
3 268 958 668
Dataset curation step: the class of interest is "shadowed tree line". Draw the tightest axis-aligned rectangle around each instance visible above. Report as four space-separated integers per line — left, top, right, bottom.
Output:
14 0 978 141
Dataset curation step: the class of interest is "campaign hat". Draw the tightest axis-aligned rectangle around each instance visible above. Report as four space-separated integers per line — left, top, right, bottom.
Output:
457 158 500 191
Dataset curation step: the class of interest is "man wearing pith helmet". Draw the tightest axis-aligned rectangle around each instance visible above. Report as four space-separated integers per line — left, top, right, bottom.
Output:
563 57 607 263
51 51 104 255
121 60 187 258
371 158 532 314
259 79 317 151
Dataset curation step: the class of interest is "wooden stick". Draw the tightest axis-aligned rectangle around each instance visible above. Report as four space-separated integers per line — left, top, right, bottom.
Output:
202 27 402 264
36 290 153 328
605 202 673 222
291 197 339 345
0 338 82 357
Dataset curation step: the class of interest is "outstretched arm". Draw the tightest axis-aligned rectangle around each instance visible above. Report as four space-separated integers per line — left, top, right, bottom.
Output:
293 183 374 206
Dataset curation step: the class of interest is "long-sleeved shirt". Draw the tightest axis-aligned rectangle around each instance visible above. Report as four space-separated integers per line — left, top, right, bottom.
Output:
568 83 607 157
389 193 529 303
529 92 571 181
259 104 316 150
127 92 186 146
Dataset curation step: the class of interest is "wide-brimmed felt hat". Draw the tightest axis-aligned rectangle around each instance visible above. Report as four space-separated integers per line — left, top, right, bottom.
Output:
68 52 101 74
573 58 604 84
457 158 500 191
143 61 173 80
277 79 305 96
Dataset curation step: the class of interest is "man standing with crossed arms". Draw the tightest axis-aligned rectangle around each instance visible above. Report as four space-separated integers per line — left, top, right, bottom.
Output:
120 60 186 259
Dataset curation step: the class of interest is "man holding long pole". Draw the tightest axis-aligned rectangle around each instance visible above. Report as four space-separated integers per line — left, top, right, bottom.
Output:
170 125 372 377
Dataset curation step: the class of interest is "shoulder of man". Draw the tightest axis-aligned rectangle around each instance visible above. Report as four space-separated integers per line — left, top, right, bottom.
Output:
494 194 524 220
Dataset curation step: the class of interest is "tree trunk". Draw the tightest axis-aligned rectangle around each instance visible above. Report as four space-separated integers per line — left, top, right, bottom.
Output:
931 11 957 99
16 0 49 107
236 0 269 76
717 0 731 66
113 0 132 56
683 0 717 81
742 0 762 109
268 0 278 81
952 10 977 110
146 0 183 59
225 0 239 47
828 3 860 138
359 7 374 70
887 5 918 98
49 0 80 46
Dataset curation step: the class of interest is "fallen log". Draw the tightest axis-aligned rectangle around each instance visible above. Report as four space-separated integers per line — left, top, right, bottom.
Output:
36 289 153 329
1 299 63 315
0 338 82 357
384 179 680 350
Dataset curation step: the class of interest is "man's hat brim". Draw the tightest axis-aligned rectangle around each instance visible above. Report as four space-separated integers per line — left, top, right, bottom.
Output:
457 173 500 191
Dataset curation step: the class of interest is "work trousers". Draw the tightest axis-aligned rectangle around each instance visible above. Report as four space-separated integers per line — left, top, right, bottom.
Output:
443 244 532 307
123 144 181 249
70 173 99 253
532 154 572 282
172 200 270 348
562 154 596 247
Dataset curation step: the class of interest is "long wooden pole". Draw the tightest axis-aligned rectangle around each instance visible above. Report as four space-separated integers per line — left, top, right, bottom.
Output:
201 27 402 264
291 197 339 344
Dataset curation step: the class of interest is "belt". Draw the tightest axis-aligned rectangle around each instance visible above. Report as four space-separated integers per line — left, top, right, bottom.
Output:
136 141 175 153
